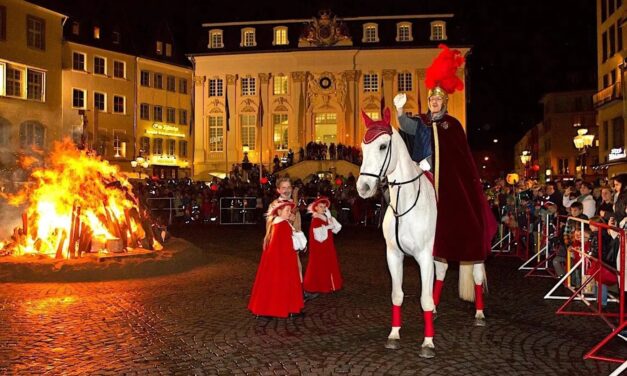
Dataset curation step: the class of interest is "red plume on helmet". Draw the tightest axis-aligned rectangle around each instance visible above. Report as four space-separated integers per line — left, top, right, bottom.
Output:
362 108 392 144
425 44 465 95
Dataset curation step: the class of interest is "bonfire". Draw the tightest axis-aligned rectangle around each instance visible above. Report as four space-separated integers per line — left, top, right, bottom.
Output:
0 139 161 259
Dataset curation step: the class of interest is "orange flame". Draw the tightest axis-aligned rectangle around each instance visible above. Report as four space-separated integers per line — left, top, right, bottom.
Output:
1 139 146 258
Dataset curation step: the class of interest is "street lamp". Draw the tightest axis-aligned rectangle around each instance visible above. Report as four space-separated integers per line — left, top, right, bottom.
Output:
131 156 150 178
573 127 595 177
520 150 532 178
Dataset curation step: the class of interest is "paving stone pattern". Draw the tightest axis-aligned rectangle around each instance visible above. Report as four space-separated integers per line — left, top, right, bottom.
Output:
0 225 623 375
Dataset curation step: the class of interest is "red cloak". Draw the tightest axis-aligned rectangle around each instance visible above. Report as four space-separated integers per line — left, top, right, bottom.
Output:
420 114 497 261
248 219 304 317
304 216 343 293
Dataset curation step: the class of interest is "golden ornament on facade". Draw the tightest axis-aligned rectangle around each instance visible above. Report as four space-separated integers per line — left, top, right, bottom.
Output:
299 10 351 47
226 74 236 85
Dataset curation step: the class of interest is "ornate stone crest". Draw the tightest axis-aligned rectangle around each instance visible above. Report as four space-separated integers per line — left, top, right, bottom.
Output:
299 10 352 47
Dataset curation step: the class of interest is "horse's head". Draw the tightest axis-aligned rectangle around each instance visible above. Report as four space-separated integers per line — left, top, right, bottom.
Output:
357 108 397 198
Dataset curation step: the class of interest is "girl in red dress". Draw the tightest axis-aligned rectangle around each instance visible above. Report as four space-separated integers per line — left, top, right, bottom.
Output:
304 197 344 293
248 201 305 318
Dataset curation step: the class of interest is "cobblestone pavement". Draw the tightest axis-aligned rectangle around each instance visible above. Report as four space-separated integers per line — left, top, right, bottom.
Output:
0 224 624 375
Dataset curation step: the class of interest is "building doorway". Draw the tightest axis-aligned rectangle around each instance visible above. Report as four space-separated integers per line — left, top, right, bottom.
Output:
314 113 337 144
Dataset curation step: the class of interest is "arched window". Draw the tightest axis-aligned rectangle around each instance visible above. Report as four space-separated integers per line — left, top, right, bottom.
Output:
208 29 224 49
240 27 256 47
430 21 447 41
273 26 288 45
19 121 45 149
396 22 413 42
362 23 379 43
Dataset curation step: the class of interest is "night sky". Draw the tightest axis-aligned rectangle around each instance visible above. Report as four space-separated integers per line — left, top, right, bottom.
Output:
38 0 598 171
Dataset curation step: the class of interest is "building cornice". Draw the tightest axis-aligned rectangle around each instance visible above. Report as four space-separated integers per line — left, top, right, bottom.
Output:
202 14 454 28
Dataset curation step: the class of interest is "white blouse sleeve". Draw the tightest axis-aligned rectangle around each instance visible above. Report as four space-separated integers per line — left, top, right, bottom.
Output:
330 216 342 234
313 225 329 243
292 230 308 250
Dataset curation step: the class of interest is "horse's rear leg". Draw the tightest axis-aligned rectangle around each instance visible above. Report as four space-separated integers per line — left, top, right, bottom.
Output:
385 250 404 350
473 262 486 326
418 252 436 358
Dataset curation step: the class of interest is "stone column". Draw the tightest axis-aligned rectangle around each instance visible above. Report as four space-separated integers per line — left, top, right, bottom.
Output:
193 75 206 164
416 68 426 115
258 73 270 166
382 69 396 121
291 71 307 147
345 70 360 146
225 74 237 172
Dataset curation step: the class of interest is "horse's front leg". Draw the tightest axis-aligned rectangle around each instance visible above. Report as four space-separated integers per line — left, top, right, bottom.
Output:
473 262 486 326
384 248 404 350
417 251 436 358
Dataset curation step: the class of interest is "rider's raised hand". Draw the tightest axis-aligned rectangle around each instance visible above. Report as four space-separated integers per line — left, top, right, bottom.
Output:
393 93 407 109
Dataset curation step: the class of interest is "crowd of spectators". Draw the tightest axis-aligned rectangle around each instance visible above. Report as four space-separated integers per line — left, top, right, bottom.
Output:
270 142 363 173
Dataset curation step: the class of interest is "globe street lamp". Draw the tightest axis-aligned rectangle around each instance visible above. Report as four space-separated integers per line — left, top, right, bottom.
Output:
572 128 595 177
130 156 150 179
520 150 532 178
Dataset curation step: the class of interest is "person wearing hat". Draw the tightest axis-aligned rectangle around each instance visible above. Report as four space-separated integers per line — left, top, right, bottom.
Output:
303 196 343 294
248 201 306 318
393 44 497 325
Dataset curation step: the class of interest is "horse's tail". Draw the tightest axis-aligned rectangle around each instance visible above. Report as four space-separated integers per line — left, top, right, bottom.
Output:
459 263 488 302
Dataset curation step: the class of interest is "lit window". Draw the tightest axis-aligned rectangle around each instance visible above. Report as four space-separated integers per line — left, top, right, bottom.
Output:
209 116 224 151
241 76 256 96
153 138 163 154
113 61 125 78
94 56 106 75
209 29 223 49
165 43 172 57
396 22 413 42
27 16 45 50
397 72 412 92
72 21 79 35
6 67 22 97
72 88 85 108
273 75 288 95
113 95 125 114
27 69 45 101
209 78 223 97
94 92 106 111
273 114 288 150
273 26 288 45
240 114 256 150
140 103 150 120
362 23 379 43
365 112 380 121
93 26 100 39
156 40 163 55
72 52 86 71
363 73 379 92
241 28 256 47
167 139 176 155
430 21 447 41
166 107 176 123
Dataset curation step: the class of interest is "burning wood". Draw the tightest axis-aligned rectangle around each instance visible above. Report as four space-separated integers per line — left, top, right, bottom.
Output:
0 139 161 259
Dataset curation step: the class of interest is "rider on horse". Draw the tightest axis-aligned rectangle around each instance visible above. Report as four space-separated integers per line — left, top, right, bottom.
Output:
394 44 497 326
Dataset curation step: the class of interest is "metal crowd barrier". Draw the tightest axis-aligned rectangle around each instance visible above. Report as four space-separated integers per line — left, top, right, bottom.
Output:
145 197 174 225
220 197 258 225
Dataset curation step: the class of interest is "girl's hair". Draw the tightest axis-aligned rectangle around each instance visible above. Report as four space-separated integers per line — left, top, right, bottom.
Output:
263 222 274 250
613 173 627 193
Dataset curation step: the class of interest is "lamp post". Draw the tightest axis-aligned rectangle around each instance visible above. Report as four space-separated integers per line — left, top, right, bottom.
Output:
131 156 150 179
572 127 595 178
520 150 532 179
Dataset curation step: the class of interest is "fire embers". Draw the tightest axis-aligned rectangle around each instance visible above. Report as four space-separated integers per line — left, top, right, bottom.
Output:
0 139 160 259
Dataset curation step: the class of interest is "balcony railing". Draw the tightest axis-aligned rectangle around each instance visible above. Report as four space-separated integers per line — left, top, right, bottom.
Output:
593 81 622 108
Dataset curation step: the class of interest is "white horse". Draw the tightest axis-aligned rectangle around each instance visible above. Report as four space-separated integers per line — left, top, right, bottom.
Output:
356 109 438 358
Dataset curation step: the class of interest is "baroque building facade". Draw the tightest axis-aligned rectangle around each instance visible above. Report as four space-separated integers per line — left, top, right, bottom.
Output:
190 11 468 178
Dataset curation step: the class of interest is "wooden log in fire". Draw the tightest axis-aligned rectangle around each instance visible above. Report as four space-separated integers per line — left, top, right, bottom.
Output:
55 230 67 259
22 212 28 239
77 222 93 257
68 203 78 257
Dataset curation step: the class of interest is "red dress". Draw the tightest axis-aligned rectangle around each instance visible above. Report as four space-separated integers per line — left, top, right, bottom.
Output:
304 215 343 293
248 219 304 317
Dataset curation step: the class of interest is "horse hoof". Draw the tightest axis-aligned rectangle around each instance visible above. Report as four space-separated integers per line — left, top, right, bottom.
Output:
474 317 486 327
432 311 438 321
419 345 435 358
384 338 401 350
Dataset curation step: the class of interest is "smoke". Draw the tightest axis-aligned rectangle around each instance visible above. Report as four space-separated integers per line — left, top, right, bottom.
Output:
0 201 25 239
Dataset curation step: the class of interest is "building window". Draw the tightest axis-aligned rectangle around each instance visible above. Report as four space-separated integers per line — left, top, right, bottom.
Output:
397 72 412 92
179 78 188 94
273 75 288 95
72 52 86 71
167 107 176 123
166 75 175 92
179 109 187 125
113 95 125 114
241 76 256 96
153 138 163 154
113 61 125 78
166 139 176 155
26 69 44 101
165 43 172 57
0 121 9 146
94 56 106 75
156 40 163 55
0 6 7 41
365 112 380 121
112 31 120 44
27 16 45 50
613 117 624 148
240 114 256 150
396 22 412 42
362 23 379 43
209 116 224 152
273 114 288 150
154 73 163 89
430 21 447 41
72 88 86 108
241 28 256 47
273 26 288 45
179 140 188 158
20 121 44 148
94 92 106 111
71 21 79 36
603 31 608 62
209 29 223 49
363 73 379 92
6 66 23 97
93 26 100 39
140 70 150 86
619 21 624 52
153 106 163 121
140 103 150 120
139 137 150 154
209 78 223 97
603 121 609 151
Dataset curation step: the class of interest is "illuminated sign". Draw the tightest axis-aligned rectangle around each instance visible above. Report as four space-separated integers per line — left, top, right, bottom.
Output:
146 123 186 138
608 147 626 161
150 155 190 168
